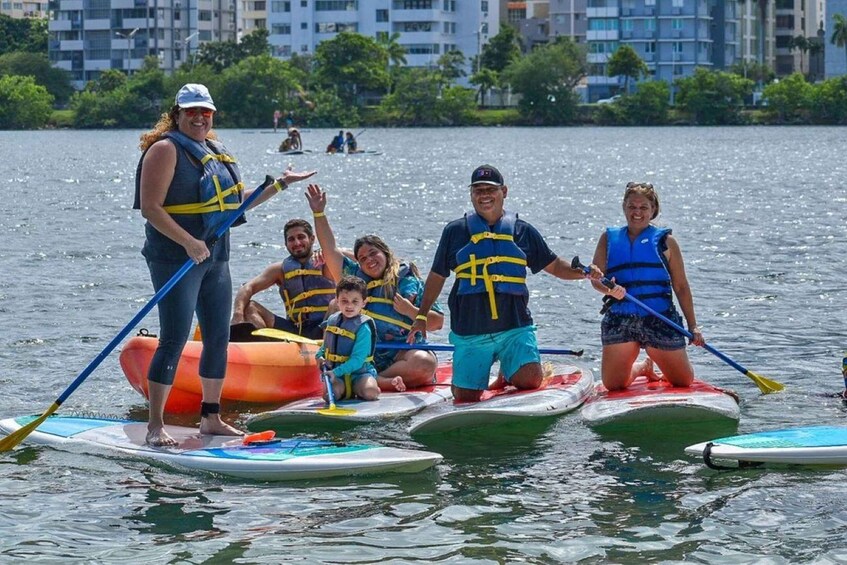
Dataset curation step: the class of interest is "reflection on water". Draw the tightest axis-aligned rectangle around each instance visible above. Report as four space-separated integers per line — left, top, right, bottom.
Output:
2 127 847 562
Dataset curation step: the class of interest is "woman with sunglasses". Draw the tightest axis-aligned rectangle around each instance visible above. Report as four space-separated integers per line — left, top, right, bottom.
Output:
589 182 704 392
305 184 444 393
134 83 316 446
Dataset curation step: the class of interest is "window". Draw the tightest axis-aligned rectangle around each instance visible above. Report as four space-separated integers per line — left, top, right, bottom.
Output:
271 1 290 11
199 9 212 20
671 18 682 30
376 8 388 21
644 0 654 5
645 18 655 31
301 21 307 29
480 0 487 11
621 19 632 31
672 0 682 6
644 41 655 53
672 41 682 54
272 23 291 33
301 0 307 5
315 0 356 9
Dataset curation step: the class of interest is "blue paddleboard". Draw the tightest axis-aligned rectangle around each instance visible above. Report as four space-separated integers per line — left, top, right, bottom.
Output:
686 426 847 466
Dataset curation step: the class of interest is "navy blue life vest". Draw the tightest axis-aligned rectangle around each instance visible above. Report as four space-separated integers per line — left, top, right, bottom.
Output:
605 225 673 316
280 256 335 328
159 131 244 239
454 211 528 320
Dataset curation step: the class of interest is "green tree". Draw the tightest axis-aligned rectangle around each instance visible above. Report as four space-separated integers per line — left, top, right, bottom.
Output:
469 67 498 106
606 44 648 94
91 68 127 93
0 51 74 104
303 86 359 127
0 74 53 128
502 38 586 124
437 85 477 125
789 35 810 75
480 24 522 73
377 67 444 125
0 15 47 55
763 72 812 122
314 32 389 105
831 14 847 72
675 68 753 125
729 60 774 84
194 28 271 72
808 76 847 124
622 80 670 125
437 49 466 82
376 31 407 67
214 55 302 127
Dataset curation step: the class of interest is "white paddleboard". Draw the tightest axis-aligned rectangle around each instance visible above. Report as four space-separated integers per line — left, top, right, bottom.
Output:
265 149 313 155
686 426 847 466
247 364 453 426
581 376 740 429
0 416 441 481
409 365 593 435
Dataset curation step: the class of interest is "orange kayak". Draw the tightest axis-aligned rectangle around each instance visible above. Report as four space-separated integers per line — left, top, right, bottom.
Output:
120 335 321 413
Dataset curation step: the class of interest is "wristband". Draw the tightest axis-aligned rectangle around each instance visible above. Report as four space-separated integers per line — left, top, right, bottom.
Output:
313 211 326 218
273 179 287 192
415 314 427 322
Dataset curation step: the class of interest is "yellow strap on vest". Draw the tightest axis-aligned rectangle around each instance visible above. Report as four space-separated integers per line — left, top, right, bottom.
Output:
163 180 245 215
362 308 413 331
366 278 387 290
284 268 323 279
200 153 238 165
325 325 356 341
453 256 528 321
470 231 515 245
365 297 393 306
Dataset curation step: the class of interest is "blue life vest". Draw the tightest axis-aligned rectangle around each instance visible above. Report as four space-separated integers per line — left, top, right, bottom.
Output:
355 263 421 342
605 225 673 316
454 211 528 320
161 131 244 239
323 312 376 399
280 255 335 328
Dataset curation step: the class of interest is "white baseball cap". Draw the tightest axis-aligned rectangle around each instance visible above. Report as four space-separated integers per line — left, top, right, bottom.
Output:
174 83 216 111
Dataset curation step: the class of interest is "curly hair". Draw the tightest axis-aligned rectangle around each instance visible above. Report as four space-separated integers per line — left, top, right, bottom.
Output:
138 105 218 152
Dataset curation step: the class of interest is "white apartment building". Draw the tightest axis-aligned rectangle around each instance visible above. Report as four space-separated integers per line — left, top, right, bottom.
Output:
775 0 824 75
48 0 238 89
266 0 497 76
1 0 48 18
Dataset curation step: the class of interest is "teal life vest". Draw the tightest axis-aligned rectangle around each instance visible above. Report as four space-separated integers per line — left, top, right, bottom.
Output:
454 211 528 320
323 312 377 400
280 255 335 328
161 131 244 239
605 225 673 316
354 263 421 342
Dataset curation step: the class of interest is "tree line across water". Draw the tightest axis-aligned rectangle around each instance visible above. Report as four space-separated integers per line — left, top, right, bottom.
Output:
2 17 847 129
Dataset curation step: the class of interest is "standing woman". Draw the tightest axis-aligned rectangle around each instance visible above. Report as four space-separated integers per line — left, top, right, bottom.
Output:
305 184 444 392
591 182 704 391
135 84 315 446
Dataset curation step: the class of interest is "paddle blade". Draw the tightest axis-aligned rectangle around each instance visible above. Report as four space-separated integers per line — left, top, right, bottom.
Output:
0 402 60 452
251 327 321 345
746 370 785 394
316 406 358 417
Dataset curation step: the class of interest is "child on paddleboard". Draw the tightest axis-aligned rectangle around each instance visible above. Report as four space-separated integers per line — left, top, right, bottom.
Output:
316 276 380 402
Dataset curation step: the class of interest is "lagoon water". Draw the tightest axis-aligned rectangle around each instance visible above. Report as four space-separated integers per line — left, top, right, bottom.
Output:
1 126 846 563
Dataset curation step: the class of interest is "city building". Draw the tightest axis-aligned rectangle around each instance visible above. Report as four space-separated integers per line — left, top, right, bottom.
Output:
48 0 238 89
775 0 824 75
1 0 48 18
825 0 847 76
266 0 496 77
549 0 586 43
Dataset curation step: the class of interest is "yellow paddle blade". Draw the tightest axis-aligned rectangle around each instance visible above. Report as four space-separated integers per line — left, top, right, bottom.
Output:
0 402 60 452
316 405 358 416
251 327 322 345
746 370 785 394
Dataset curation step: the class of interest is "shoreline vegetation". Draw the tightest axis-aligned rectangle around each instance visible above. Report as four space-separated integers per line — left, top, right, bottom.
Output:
3 24 847 130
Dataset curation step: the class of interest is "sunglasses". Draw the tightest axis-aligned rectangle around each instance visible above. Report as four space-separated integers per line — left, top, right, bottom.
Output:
183 108 214 118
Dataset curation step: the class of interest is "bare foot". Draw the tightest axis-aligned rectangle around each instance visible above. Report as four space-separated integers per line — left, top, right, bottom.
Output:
489 373 506 390
146 427 178 447
390 376 406 392
635 357 662 382
199 416 243 437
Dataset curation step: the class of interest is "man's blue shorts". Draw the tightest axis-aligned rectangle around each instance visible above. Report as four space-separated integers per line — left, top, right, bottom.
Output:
449 325 541 391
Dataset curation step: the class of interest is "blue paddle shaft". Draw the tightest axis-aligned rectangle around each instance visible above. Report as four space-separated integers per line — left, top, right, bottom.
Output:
375 342 582 357
323 373 336 406
55 176 276 405
574 257 751 376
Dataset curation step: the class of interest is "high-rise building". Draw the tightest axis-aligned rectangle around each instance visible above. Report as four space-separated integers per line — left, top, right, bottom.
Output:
48 0 238 89
775 0 824 75
549 0 586 43
1 0 48 18
265 0 496 76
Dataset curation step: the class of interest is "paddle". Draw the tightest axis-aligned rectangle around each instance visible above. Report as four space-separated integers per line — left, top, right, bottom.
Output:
375 342 584 356
317 365 357 416
250 327 322 345
571 256 784 394
0 175 281 452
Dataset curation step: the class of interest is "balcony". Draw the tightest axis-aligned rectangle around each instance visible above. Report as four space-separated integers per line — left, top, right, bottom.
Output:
391 8 441 21
586 30 619 41
586 7 618 18
587 53 610 64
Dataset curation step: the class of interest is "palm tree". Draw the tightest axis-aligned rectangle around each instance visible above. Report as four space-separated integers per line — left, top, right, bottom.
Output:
831 14 847 73
789 35 809 75
377 32 407 67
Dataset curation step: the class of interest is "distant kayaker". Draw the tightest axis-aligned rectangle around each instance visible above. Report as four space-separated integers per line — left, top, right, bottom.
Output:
407 165 606 403
306 183 445 392
589 182 702 391
316 275 381 402
231 218 337 341
134 83 316 446
345 131 360 153
278 127 302 152
326 130 344 154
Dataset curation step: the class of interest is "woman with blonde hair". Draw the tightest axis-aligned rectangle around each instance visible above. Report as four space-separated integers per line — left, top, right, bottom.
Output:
590 182 704 391
304 184 444 392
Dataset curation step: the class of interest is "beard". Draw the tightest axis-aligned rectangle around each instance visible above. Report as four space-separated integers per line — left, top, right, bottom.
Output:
289 247 312 260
